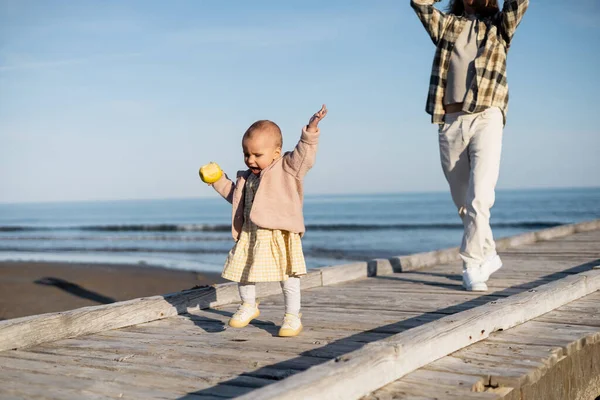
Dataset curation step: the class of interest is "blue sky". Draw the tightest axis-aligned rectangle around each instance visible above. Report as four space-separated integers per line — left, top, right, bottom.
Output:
1 0 599 203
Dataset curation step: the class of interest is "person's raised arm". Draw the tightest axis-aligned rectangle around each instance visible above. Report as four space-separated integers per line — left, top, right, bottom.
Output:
283 105 327 179
499 0 529 45
410 0 451 45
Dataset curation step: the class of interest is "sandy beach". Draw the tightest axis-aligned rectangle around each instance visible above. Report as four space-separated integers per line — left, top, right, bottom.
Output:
0 261 226 320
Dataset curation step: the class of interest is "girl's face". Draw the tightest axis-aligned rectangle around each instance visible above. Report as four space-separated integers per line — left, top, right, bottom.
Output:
242 133 282 175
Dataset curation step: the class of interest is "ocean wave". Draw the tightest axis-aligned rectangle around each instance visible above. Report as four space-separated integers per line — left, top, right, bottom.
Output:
0 221 565 233
0 245 386 261
307 222 564 231
0 224 231 232
0 235 230 242
81 224 231 232
0 246 227 255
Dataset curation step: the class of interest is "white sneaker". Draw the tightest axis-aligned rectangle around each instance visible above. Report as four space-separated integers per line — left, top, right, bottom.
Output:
278 313 303 337
228 302 260 328
482 254 503 281
462 264 488 292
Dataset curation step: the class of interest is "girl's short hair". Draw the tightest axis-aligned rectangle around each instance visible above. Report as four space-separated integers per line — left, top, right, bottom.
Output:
243 120 283 148
447 0 500 18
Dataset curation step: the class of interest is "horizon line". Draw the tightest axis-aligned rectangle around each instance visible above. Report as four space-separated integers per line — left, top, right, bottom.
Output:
1 185 599 206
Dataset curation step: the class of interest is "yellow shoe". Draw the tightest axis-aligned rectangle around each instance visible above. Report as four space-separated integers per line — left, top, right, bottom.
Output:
278 313 303 337
228 302 260 328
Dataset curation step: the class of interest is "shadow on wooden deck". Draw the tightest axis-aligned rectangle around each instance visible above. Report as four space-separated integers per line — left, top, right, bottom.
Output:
35 277 116 304
173 258 600 399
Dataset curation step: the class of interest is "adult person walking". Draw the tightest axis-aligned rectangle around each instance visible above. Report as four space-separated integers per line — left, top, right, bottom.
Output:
410 0 528 291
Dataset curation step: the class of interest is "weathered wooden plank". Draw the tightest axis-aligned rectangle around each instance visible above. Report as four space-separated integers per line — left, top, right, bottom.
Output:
453 340 565 367
74 331 368 361
0 367 179 399
363 383 509 400
93 328 366 356
499 251 600 259
267 290 504 315
23 344 323 378
495 231 538 250
499 252 600 260
572 219 600 232
319 262 370 286
237 269 600 400
295 301 500 317
505 234 600 245
0 269 321 352
493 255 598 265
421 261 595 276
262 291 478 308
485 321 600 355
363 369 513 400
184 305 450 336
423 355 534 388
534 224 576 241
390 246 461 273
297 310 443 332
556 290 600 304
502 320 600 340
0 349 278 393
342 273 577 294
0 380 108 400
556 302 600 314
413 310 600 393
447 352 550 387
179 307 403 330
0 354 239 394
121 316 392 345
494 258 598 270
423 342 564 390
399 369 488 393
500 239 600 252
317 285 526 300
271 282 499 301
425 257 598 273
535 310 600 327
35 331 357 371
0 284 238 352
321 277 515 292
2 347 230 380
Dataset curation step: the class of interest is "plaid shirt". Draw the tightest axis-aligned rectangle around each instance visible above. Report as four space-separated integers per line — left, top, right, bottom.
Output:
410 0 528 124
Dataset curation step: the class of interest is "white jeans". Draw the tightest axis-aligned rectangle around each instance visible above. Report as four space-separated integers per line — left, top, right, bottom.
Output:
438 107 503 266
238 277 301 315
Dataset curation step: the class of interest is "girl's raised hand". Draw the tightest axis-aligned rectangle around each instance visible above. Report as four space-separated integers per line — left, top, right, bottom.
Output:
307 104 328 132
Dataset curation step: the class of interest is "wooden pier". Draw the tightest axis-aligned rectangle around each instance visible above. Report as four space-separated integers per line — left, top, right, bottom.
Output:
0 220 599 400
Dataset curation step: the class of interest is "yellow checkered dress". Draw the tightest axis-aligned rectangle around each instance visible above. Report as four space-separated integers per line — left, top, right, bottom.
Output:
222 173 307 283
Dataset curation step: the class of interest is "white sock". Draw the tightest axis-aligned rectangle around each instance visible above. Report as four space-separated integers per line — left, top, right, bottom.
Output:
238 283 256 306
280 277 301 316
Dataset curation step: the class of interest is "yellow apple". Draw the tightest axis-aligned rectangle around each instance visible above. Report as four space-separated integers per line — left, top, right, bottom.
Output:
199 162 223 184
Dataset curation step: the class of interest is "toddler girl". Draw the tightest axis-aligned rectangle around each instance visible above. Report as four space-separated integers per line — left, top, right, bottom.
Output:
201 105 327 337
